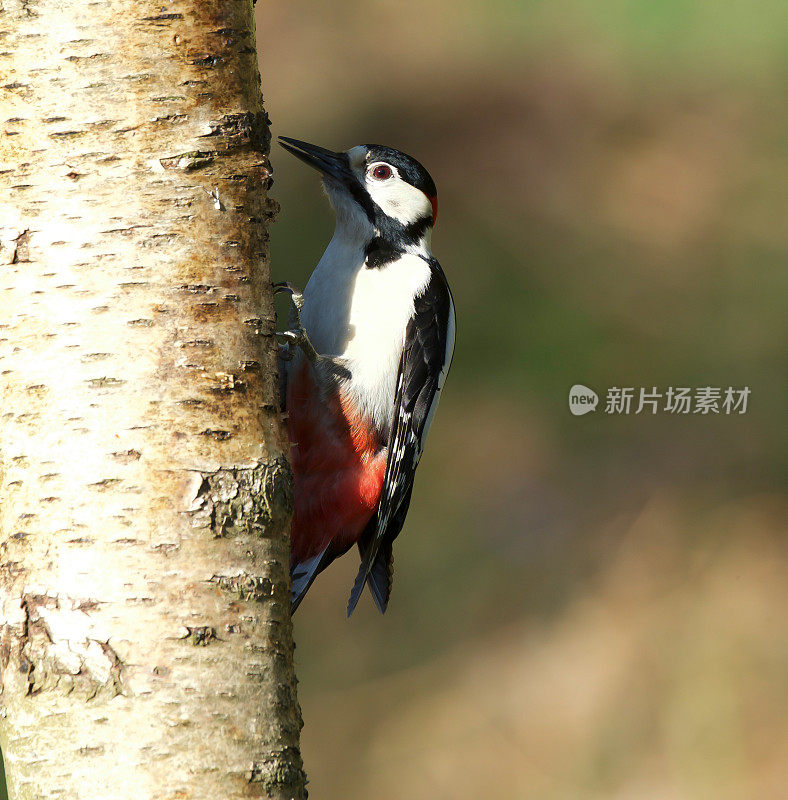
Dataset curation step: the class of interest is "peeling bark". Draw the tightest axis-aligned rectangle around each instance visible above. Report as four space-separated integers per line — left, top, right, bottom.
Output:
0 0 306 798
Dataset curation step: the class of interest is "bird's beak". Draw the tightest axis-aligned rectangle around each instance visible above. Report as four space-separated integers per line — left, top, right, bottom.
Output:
278 137 353 186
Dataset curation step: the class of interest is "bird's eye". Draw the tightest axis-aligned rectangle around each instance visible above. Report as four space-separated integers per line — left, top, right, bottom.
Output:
370 164 392 180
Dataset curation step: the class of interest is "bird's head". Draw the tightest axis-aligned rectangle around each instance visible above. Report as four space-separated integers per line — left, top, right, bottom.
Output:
279 137 438 246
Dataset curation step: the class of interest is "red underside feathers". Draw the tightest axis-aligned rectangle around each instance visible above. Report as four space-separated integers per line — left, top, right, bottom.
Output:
287 361 386 566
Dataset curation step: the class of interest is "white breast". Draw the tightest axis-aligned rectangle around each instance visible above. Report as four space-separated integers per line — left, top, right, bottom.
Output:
300 235 431 434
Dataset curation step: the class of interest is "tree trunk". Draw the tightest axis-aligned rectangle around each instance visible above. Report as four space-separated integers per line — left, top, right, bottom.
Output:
0 1 306 798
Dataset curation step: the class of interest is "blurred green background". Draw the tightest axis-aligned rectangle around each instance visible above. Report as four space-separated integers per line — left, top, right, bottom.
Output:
0 3 784 798
260 1 787 798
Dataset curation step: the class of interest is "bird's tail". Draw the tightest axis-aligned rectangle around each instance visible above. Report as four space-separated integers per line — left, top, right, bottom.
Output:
348 537 393 617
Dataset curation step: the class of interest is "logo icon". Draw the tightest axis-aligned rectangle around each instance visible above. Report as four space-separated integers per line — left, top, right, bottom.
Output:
569 384 598 415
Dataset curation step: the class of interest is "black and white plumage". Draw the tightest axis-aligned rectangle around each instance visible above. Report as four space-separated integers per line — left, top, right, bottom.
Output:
277 137 455 615
348 256 454 614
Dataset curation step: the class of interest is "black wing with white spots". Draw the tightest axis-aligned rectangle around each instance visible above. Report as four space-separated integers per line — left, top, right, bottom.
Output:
347 258 455 615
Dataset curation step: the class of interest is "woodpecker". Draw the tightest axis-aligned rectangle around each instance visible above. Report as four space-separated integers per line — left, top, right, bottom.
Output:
276 137 455 616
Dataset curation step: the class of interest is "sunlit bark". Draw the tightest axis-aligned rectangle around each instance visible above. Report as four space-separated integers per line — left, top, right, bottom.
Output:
0 0 305 797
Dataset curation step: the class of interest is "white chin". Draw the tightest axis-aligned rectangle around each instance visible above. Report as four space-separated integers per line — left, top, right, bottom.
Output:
324 181 366 226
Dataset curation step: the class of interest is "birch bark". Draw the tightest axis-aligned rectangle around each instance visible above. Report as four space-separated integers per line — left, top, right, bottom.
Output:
0 0 306 797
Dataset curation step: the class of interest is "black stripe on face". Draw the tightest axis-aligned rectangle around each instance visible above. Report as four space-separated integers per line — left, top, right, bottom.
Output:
360 173 434 239
400 215 432 244
362 146 437 253
364 216 432 269
344 175 377 224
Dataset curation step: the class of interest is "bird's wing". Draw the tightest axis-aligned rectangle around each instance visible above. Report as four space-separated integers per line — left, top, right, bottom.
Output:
347 258 455 615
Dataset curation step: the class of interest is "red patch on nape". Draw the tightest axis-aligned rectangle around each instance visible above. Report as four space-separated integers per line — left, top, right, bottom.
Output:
427 193 438 227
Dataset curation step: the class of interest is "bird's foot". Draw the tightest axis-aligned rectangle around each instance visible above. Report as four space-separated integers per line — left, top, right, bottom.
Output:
274 282 319 364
